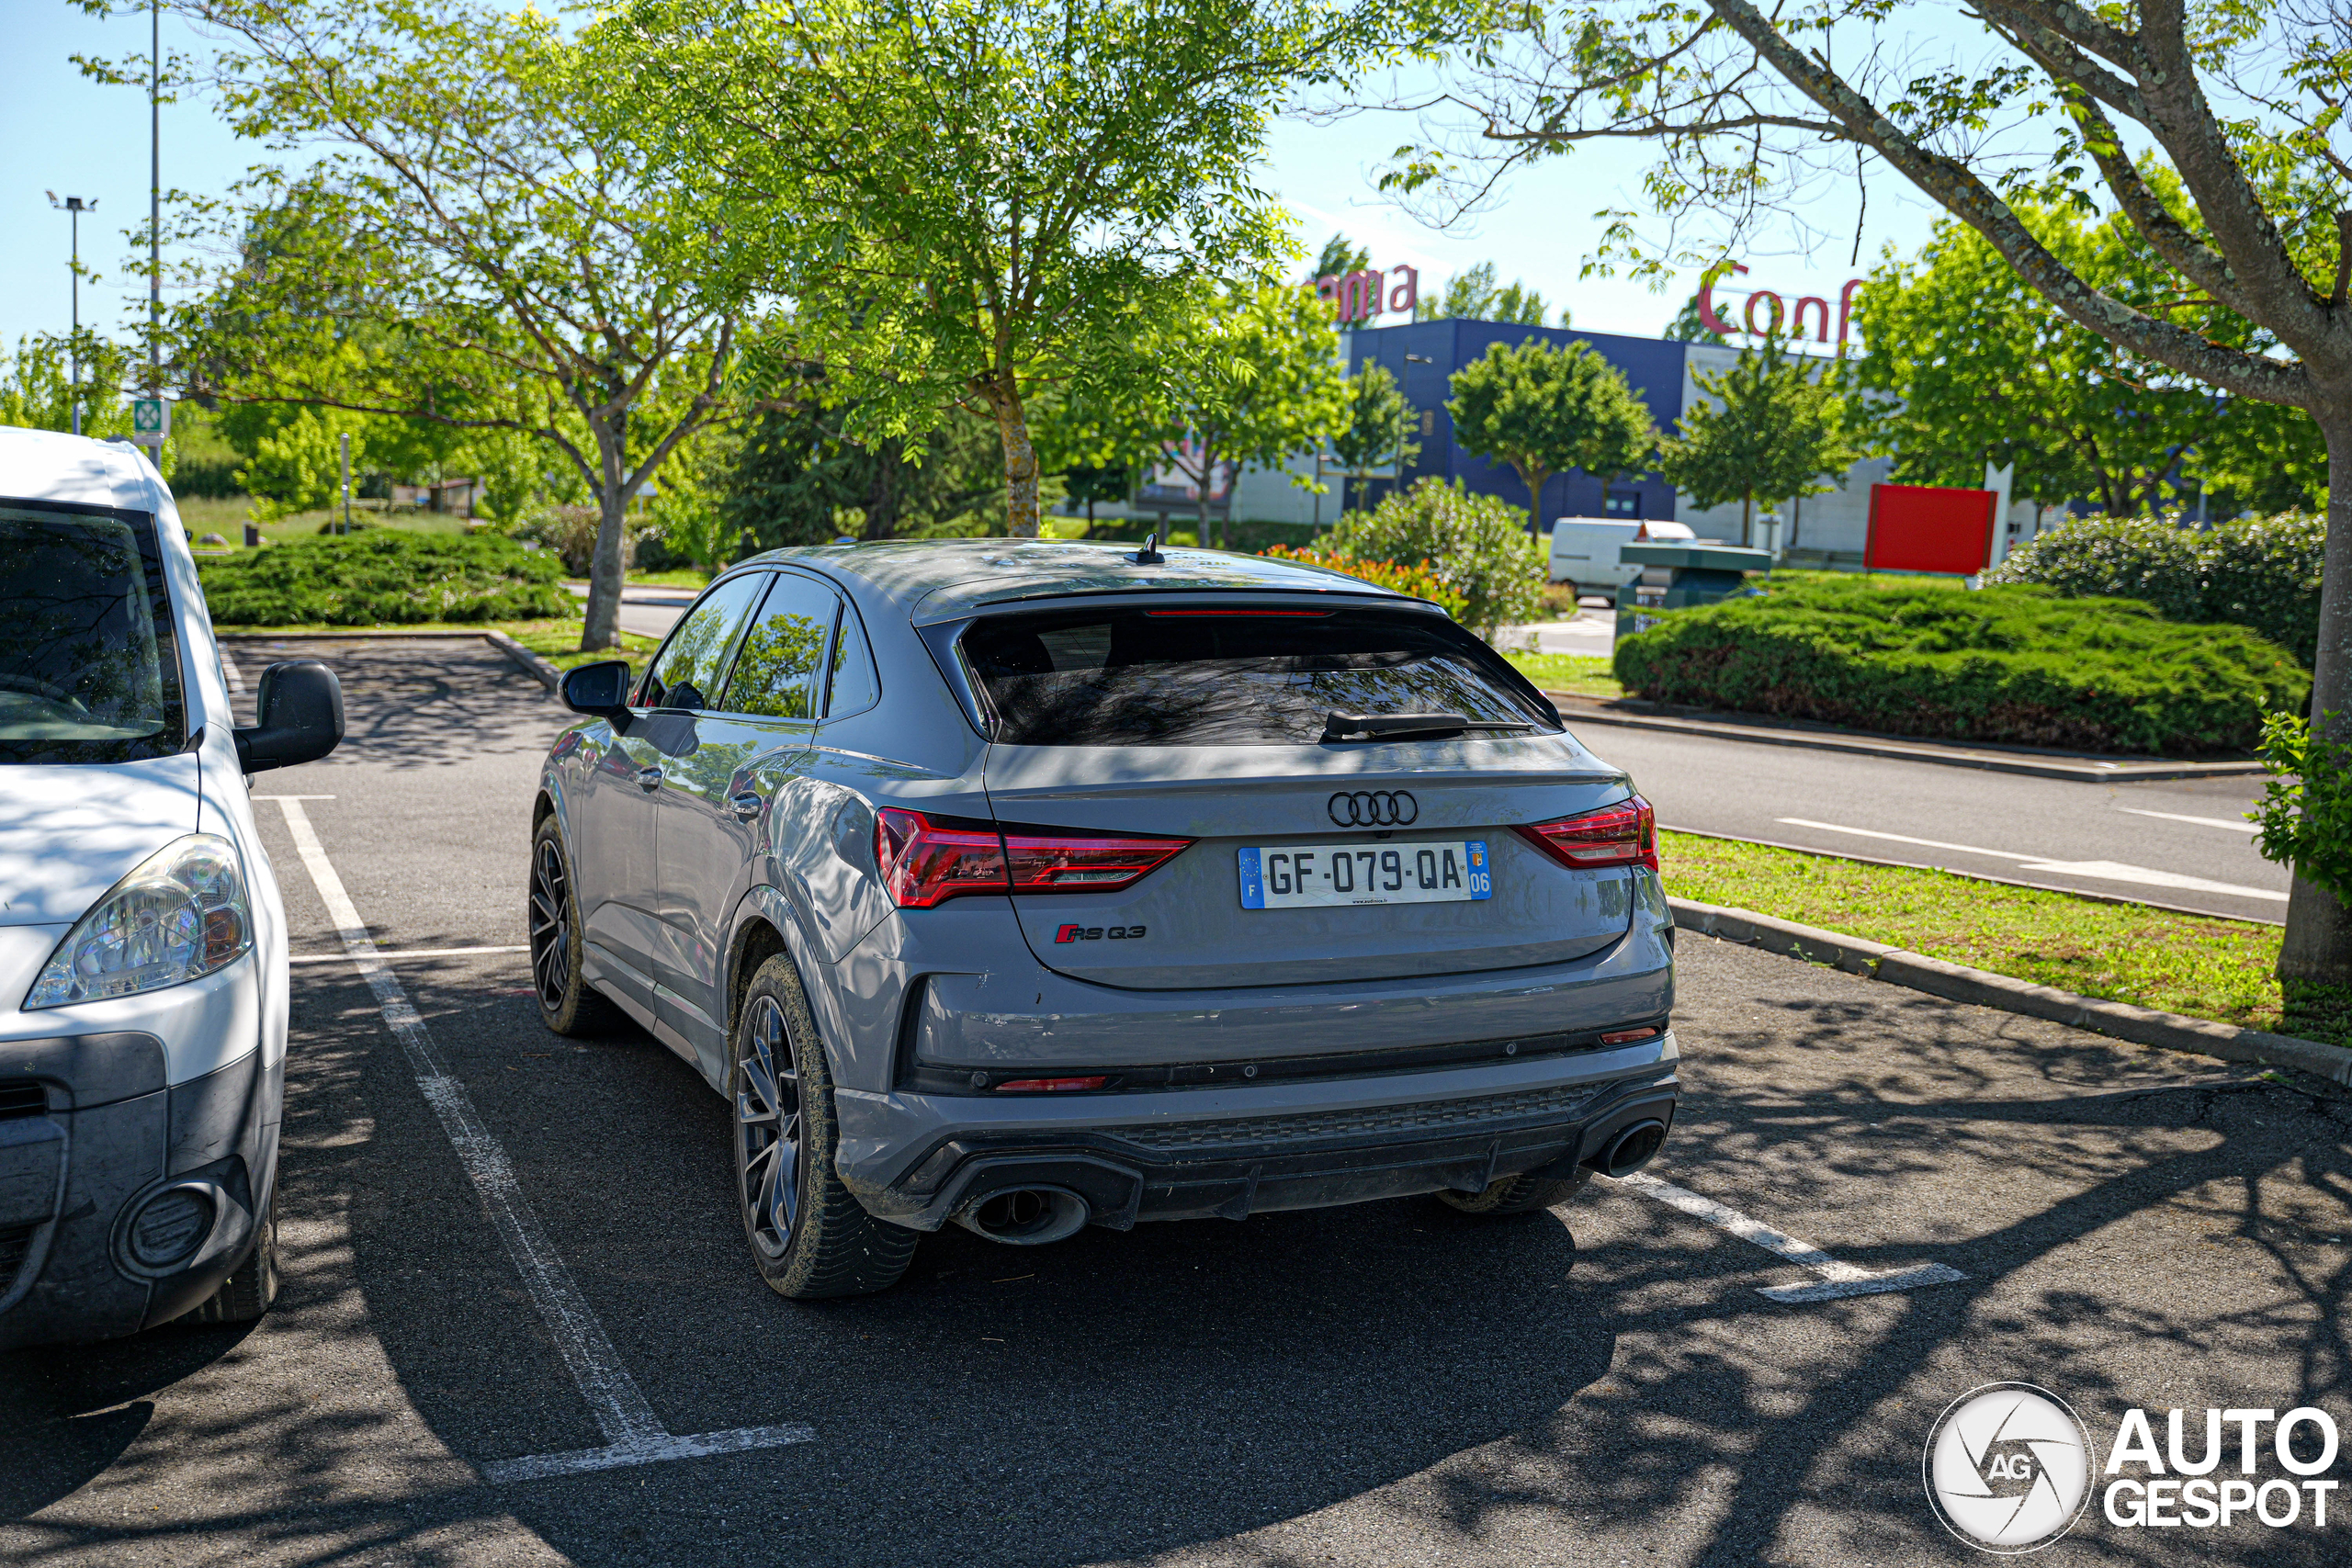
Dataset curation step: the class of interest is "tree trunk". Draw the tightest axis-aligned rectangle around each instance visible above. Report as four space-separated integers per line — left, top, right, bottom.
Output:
2277 406 2352 988
1740 491 1754 547
989 388 1041 537
1514 463 1552 536
581 420 628 652
1197 439 1219 549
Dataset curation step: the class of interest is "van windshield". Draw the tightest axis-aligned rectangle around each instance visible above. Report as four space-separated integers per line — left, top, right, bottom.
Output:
961 604 1555 747
0 501 185 764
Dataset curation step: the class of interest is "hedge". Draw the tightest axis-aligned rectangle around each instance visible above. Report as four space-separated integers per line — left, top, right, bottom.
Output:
1985 512 2324 667
1611 573 2308 755
198 530 574 626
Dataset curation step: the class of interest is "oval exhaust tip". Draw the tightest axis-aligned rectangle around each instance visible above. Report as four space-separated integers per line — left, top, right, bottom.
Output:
1600 1120 1668 1179
953 1186 1089 1246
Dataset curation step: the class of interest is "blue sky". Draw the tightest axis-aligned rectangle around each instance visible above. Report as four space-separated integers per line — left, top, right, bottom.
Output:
3 3 1951 356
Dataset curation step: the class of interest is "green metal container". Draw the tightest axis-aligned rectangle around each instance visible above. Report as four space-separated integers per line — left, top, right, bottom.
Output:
1612 542 1775 645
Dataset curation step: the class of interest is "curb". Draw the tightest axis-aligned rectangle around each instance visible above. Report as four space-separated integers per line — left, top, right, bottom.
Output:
1545 694 2263 783
483 631 563 693
220 628 565 694
1669 896 2352 1087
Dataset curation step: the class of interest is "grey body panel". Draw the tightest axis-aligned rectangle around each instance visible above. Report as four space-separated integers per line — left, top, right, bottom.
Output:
536 540 1680 1233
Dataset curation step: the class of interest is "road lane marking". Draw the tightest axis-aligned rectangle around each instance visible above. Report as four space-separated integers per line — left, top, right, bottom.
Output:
219 650 245 694
288 945 528 964
271 797 813 1482
1615 1172 1966 1303
2119 807 2259 833
1774 818 2287 903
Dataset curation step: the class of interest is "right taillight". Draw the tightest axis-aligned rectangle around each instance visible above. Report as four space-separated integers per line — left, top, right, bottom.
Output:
874 808 1194 908
1515 795 1657 874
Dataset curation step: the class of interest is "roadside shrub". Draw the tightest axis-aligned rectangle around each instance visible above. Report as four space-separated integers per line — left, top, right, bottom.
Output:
198 530 574 626
1986 511 2324 666
1258 544 1470 621
2252 710 2352 903
1612 573 2307 755
1321 478 1545 638
509 503 633 577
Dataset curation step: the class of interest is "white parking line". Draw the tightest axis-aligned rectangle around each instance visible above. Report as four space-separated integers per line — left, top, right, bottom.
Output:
2119 807 2260 833
271 797 814 1482
1616 1172 1967 1303
1774 817 2287 903
219 650 245 694
288 945 527 964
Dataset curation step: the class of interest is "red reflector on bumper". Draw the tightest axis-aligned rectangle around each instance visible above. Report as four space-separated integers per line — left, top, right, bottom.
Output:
993 1077 1110 1093
1600 1027 1660 1045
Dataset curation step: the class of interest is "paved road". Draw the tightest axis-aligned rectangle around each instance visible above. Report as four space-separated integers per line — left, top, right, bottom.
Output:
6 639 2343 1565
561 581 693 641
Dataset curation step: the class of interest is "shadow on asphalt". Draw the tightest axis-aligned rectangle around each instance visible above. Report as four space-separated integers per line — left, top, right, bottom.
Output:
221 637 571 767
0 1321 257 1518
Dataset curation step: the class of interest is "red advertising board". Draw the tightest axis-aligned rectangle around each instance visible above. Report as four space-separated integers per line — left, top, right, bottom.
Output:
1865 483 1996 574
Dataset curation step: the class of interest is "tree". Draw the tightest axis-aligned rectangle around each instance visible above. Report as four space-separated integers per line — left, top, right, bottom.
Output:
1388 2 2352 988
1329 360 1419 509
1854 200 2322 517
1154 282 1352 547
95 0 746 649
1446 337 1656 531
1316 232 1374 279
721 383 1012 551
1414 260 1560 325
1658 335 1861 546
0 333 133 441
1661 295 1728 344
619 0 1383 538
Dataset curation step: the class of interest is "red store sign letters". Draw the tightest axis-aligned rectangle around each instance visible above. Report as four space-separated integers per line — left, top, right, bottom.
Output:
1699 264 1865 347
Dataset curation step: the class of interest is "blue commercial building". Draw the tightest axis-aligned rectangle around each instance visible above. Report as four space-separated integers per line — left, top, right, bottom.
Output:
1345 319 1692 524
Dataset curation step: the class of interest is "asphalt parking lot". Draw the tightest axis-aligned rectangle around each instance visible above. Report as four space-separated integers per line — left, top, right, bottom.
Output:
3 637 2347 1566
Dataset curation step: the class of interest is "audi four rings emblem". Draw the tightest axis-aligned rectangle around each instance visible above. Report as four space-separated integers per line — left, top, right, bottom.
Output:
1329 790 1418 828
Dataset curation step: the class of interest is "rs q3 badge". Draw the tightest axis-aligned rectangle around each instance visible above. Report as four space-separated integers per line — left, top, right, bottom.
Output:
1055 924 1146 943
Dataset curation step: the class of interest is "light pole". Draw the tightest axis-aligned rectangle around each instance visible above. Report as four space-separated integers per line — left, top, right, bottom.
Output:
150 0 162 402
46 193 97 436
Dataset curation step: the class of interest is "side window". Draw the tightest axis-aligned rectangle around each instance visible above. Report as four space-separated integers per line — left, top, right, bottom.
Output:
721 573 835 720
824 602 880 717
639 574 768 711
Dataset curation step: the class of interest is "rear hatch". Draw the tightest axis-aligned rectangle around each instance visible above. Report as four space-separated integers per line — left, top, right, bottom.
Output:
962 598 1638 989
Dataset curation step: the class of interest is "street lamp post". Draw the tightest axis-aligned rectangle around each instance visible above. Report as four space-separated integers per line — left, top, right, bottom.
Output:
46 193 97 436
150 0 163 404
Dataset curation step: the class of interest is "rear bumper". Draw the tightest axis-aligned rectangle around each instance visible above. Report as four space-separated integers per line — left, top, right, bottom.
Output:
837 1035 1678 1230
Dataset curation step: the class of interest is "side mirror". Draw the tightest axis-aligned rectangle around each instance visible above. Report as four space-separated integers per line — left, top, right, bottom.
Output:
234 660 345 774
560 660 633 719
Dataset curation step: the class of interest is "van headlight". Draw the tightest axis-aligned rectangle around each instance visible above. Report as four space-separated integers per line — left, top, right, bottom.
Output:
25 834 254 1009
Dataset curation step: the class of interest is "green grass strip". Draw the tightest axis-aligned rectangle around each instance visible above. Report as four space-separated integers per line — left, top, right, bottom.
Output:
1505 651 1624 700
1660 829 2288 1035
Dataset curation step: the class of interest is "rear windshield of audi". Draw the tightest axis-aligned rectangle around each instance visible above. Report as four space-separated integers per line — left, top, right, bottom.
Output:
960 604 1556 746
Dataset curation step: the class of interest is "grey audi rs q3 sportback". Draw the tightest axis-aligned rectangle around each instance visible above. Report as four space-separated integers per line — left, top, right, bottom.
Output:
532 540 1678 1298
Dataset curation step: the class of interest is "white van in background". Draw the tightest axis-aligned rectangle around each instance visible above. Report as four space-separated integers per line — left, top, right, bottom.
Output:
1546 517 1698 593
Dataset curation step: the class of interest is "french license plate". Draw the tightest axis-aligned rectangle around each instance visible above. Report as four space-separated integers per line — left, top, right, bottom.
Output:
1238 841 1493 909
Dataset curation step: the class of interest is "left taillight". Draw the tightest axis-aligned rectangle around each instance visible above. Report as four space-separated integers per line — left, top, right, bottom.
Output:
874 808 1193 908
1515 795 1657 874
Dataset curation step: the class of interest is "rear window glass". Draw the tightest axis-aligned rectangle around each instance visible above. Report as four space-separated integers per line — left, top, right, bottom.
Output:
0 501 185 765
961 606 1554 746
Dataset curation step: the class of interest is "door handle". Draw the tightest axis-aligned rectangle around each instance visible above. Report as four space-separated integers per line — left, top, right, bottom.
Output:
729 792 763 821
635 765 663 792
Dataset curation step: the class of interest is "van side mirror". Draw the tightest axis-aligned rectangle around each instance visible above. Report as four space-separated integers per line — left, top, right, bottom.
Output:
234 660 345 774
560 660 633 719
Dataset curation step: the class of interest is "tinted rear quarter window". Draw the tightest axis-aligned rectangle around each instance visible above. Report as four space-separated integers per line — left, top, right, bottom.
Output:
962 606 1553 746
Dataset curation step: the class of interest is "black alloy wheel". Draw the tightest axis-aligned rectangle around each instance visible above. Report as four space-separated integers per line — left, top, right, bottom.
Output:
528 818 625 1037
528 834 571 1014
736 994 804 1260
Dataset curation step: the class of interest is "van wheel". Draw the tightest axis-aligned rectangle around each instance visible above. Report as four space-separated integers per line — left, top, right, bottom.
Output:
733 953 917 1299
530 818 626 1036
191 1199 278 1325
1437 1168 1589 1215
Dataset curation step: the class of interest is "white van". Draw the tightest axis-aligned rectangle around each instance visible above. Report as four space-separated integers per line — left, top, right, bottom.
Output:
0 427 342 1348
1547 517 1697 592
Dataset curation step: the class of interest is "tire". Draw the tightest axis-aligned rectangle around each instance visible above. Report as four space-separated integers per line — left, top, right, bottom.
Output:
190 1198 278 1325
530 817 627 1037
732 953 917 1299
1437 1168 1590 1216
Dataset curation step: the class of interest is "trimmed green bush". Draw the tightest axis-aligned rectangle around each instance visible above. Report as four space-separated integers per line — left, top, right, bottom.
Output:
1611 573 2307 755
1322 478 1545 638
198 531 574 626
1985 512 2324 666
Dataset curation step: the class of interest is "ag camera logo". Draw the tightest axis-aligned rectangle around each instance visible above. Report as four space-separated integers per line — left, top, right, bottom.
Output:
1924 1383 2092 1552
